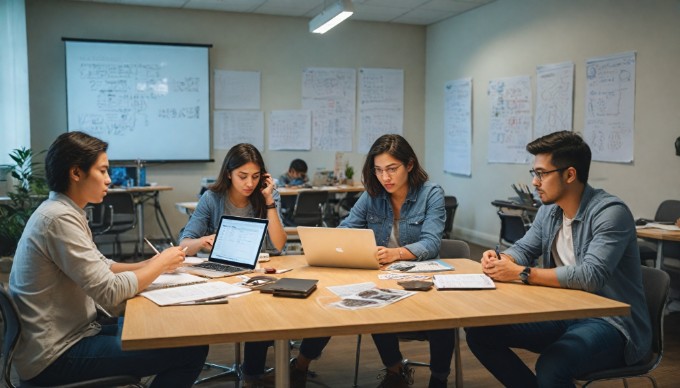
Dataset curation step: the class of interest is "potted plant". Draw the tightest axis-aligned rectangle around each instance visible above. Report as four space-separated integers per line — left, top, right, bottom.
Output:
0 147 49 270
344 163 355 186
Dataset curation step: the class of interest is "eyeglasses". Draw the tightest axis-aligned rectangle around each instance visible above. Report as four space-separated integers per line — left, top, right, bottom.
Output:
529 167 567 181
373 164 403 177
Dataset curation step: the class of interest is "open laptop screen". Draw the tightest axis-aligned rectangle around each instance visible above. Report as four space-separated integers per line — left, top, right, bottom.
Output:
209 215 269 268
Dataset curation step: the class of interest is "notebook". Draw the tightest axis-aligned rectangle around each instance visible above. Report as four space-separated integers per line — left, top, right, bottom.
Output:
432 274 496 290
297 227 380 270
146 272 207 291
183 215 269 278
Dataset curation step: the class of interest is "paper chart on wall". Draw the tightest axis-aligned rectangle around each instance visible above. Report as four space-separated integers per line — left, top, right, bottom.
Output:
535 62 574 139
443 78 472 176
268 110 312 150
487 76 533 164
302 67 356 151
214 70 261 110
358 68 404 153
214 110 264 150
584 51 636 163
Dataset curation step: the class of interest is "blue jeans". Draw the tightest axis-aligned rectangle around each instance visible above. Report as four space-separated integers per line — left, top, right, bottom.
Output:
26 320 208 387
372 329 456 380
465 318 626 388
242 337 331 378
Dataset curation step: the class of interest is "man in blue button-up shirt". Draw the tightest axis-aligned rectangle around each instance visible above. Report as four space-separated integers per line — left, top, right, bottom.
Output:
466 131 651 387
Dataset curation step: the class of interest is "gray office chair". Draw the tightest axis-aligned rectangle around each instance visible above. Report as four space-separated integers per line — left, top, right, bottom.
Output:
497 210 530 248
290 190 329 227
576 266 670 387
442 196 459 239
352 239 469 387
0 288 144 388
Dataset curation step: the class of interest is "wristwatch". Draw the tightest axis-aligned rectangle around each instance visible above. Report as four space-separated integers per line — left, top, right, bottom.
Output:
519 266 531 284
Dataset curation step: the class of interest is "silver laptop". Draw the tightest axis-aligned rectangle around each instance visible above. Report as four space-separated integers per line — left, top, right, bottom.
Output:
184 215 269 278
297 227 380 269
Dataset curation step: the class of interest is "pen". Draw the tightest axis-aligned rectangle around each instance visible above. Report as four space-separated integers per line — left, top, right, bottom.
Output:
169 242 188 253
495 244 502 261
144 238 160 255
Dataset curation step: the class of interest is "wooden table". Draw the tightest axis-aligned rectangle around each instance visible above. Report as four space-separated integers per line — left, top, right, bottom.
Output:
122 257 629 387
636 227 680 269
108 185 174 255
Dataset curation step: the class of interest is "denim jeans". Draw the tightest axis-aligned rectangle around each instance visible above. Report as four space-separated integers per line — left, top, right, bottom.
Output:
242 337 331 378
26 319 208 387
371 329 455 380
465 318 626 388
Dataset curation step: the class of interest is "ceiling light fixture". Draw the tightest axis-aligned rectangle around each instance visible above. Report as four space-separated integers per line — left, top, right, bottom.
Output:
309 0 354 34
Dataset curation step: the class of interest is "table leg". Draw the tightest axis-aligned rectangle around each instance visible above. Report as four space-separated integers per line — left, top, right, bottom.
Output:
274 339 290 388
655 241 663 269
454 328 463 387
136 200 145 257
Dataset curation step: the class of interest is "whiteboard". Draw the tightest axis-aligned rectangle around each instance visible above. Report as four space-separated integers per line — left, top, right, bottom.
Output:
64 39 211 162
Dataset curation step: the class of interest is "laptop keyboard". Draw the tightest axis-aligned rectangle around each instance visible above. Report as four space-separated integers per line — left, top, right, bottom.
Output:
193 261 244 273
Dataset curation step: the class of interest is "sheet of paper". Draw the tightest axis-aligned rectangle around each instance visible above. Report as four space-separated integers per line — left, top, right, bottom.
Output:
214 110 264 150
443 78 472 176
487 76 533 164
433 274 496 290
358 68 404 153
385 260 454 273
329 287 415 310
302 67 356 151
140 281 252 306
326 282 376 297
636 223 680 231
268 110 311 150
214 70 260 110
584 51 636 163
146 272 207 291
534 62 574 139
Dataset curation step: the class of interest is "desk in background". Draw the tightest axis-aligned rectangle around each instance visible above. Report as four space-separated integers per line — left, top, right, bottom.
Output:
636 227 680 269
122 257 629 388
108 185 174 256
277 184 365 196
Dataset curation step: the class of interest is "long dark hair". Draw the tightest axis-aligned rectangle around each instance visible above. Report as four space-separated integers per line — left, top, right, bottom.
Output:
45 131 108 193
210 143 268 218
362 134 428 197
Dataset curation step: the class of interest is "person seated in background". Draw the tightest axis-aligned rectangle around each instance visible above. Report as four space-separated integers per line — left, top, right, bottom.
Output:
9 131 207 387
466 131 651 387
292 134 453 388
279 158 309 187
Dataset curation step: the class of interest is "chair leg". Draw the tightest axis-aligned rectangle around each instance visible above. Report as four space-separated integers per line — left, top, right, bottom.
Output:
194 343 242 385
353 334 362 388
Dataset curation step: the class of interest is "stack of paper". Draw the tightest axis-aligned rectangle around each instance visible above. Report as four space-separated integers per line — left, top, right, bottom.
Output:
433 274 496 290
146 273 207 291
140 281 252 306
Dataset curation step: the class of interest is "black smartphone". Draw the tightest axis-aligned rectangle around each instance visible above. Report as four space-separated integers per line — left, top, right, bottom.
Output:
259 171 269 190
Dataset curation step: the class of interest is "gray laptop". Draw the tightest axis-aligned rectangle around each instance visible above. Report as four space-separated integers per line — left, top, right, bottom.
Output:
184 215 269 278
297 227 380 270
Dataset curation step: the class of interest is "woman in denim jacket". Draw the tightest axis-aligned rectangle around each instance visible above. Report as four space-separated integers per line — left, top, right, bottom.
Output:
339 134 452 388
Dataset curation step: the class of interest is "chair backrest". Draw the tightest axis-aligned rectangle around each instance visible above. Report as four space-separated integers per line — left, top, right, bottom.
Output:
443 196 458 238
498 211 529 246
439 239 470 259
1 288 21 388
640 266 670 363
655 200 680 259
292 190 329 227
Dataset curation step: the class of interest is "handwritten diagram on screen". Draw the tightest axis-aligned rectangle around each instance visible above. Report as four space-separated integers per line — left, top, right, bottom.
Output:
64 39 210 161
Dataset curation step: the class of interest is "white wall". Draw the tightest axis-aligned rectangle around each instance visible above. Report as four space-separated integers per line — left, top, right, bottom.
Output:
25 0 426 241
425 0 680 247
